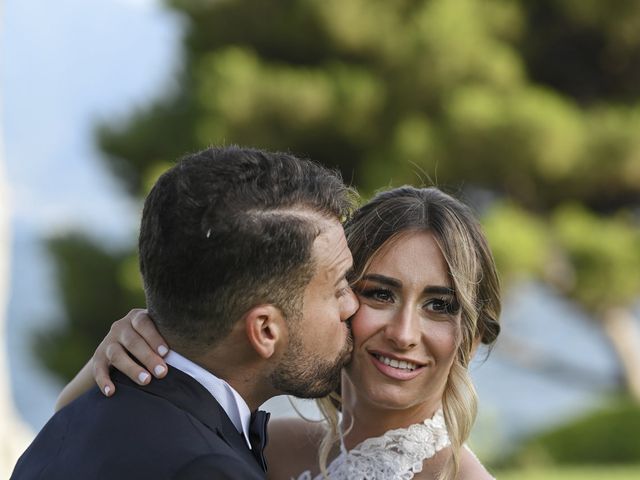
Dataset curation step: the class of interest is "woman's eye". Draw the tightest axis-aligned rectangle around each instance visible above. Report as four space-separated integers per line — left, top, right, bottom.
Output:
360 288 394 303
425 298 460 315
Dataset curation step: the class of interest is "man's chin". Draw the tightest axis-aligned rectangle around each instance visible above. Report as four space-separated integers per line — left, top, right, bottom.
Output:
272 355 344 399
288 381 339 400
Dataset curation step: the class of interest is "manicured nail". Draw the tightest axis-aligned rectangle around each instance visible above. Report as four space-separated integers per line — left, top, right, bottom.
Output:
104 386 111 396
158 345 169 356
138 372 150 384
154 365 166 377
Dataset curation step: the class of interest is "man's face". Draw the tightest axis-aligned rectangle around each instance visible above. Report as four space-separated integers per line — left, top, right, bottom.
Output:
271 219 358 398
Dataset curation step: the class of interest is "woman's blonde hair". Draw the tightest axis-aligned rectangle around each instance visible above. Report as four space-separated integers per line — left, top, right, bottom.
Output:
316 186 501 480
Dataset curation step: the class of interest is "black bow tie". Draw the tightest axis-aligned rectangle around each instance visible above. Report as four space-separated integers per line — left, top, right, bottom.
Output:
249 409 270 472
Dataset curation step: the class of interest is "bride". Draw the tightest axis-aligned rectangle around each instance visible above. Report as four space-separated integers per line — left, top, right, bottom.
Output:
57 186 501 479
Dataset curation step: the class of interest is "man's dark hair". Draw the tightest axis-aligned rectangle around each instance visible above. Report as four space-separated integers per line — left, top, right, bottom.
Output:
139 145 356 353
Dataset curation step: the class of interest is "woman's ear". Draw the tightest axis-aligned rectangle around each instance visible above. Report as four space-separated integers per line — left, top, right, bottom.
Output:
244 305 286 359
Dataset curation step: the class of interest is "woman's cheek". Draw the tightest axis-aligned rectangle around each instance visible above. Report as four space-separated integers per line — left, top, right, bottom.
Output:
349 308 367 343
350 304 381 343
425 320 460 359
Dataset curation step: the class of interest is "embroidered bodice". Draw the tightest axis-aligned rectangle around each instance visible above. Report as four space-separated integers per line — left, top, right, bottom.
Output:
296 409 450 480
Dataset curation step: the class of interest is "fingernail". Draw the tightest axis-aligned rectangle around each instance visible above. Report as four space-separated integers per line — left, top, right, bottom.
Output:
138 372 150 384
158 345 169 356
154 365 166 377
104 386 111 396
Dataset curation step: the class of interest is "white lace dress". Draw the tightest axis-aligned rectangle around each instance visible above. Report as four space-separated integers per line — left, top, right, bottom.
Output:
296 409 452 480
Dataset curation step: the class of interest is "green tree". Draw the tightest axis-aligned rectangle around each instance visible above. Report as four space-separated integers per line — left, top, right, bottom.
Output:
42 0 640 401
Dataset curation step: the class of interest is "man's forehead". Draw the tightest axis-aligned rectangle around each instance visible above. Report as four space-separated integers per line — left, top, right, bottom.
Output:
313 221 352 271
314 218 346 246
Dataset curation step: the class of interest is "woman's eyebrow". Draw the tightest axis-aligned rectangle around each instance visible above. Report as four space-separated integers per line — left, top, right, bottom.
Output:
361 274 455 296
423 286 455 296
360 274 401 288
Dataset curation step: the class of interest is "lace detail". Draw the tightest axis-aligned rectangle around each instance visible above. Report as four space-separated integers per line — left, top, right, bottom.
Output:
296 409 450 480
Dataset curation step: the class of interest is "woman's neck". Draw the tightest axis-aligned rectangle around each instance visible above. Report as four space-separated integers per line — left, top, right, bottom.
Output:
340 392 442 450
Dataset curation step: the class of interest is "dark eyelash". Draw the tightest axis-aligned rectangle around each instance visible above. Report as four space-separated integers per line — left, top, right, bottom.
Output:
429 297 460 315
358 288 394 302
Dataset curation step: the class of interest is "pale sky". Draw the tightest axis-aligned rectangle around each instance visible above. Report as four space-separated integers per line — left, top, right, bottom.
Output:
2 0 182 240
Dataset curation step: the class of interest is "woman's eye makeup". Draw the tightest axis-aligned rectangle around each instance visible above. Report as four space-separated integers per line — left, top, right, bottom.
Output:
358 287 395 303
425 297 460 315
354 276 460 315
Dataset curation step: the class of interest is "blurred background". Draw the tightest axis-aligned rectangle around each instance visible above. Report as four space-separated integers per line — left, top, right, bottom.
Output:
2 0 640 478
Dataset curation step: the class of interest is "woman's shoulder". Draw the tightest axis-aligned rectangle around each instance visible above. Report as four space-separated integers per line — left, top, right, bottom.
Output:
457 445 495 480
266 417 327 480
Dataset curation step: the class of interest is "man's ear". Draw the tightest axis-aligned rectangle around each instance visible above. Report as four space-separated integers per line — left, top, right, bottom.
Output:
244 305 286 359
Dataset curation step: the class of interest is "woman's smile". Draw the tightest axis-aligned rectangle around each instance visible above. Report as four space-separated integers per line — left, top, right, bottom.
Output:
367 350 428 380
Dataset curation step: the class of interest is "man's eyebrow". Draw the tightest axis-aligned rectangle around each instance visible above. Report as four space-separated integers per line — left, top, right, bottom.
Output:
335 268 354 287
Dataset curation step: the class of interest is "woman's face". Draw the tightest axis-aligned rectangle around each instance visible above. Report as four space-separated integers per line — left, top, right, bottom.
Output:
344 231 461 416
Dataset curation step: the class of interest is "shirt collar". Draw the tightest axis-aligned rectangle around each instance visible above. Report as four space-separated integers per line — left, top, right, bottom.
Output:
164 350 253 450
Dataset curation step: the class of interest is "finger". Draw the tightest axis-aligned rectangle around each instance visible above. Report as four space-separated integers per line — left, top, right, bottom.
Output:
130 310 170 358
105 343 152 385
91 310 156 393
93 359 116 397
92 324 121 393
120 319 168 379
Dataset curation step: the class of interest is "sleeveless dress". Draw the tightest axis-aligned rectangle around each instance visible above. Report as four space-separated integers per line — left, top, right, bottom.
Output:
296 409 452 480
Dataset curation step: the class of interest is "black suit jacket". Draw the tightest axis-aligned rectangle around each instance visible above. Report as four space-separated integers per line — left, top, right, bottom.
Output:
11 367 266 480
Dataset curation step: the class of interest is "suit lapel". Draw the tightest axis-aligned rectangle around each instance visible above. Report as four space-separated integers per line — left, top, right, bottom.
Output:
112 367 259 469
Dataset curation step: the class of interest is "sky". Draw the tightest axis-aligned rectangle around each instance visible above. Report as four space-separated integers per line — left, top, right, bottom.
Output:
2 0 181 239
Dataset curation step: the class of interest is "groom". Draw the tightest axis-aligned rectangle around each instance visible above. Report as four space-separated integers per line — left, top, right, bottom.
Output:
11 146 358 479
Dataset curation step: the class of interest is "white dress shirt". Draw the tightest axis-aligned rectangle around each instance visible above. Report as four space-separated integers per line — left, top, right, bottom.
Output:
164 350 253 450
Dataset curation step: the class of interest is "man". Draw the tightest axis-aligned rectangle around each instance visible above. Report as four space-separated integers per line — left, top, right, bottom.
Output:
11 146 359 479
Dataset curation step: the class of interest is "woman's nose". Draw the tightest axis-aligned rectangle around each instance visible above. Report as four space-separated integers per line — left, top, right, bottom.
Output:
384 306 420 350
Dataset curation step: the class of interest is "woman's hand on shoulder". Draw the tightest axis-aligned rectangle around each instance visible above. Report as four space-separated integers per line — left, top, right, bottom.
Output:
92 308 170 396
55 309 170 410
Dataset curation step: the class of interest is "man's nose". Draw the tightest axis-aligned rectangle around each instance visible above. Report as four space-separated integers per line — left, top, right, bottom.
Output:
340 287 359 321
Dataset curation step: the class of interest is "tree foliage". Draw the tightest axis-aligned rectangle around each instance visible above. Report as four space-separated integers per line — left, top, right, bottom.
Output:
501 398 640 467
38 235 144 381
41 0 640 397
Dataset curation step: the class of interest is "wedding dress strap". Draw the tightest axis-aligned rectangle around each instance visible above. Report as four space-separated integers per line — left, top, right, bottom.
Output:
296 409 450 480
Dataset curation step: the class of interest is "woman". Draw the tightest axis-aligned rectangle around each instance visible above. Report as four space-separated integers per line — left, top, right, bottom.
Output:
57 186 501 479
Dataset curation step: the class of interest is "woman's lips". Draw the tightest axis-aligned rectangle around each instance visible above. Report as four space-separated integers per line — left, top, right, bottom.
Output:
368 351 426 380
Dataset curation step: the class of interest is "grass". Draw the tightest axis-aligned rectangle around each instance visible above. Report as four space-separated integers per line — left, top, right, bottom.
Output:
495 465 640 480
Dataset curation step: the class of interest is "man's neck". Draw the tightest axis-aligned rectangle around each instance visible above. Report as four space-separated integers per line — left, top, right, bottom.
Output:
176 347 274 411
